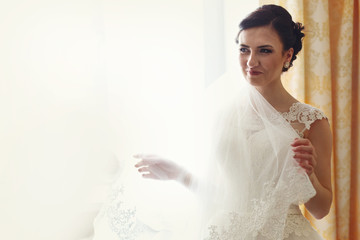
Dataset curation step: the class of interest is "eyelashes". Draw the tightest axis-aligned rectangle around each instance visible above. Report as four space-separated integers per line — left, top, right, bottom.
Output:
260 49 272 53
239 48 249 53
239 48 273 54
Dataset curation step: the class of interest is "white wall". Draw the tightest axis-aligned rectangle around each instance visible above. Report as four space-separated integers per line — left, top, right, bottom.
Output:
0 1 109 239
105 0 205 167
0 0 257 239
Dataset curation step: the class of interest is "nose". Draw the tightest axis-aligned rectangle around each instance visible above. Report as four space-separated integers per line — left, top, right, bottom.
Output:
247 52 259 68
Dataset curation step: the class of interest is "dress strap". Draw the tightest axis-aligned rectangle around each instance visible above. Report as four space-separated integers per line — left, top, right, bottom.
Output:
281 102 327 138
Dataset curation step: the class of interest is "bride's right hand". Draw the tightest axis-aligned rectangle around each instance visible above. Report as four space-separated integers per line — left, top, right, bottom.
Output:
134 154 186 181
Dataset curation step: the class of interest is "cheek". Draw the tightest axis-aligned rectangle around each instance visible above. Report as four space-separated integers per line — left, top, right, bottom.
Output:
239 55 247 69
272 54 285 67
262 56 282 72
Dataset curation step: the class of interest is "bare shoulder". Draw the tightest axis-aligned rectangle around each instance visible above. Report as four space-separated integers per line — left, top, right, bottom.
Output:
307 117 331 138
306 108 332 159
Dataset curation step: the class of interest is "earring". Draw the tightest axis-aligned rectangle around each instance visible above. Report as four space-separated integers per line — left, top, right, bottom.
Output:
284 62 290 69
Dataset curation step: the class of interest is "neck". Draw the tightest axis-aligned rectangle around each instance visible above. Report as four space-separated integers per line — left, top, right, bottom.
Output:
255 80 294 111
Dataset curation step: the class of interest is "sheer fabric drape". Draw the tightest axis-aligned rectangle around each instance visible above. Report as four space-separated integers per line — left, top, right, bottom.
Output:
92 75 317 239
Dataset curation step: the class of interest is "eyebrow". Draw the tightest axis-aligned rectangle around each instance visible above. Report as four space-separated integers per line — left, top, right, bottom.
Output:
240 44 274 48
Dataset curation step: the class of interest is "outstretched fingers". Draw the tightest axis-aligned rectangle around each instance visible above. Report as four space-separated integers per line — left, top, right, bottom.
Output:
134 160 150 168
134 154 161 168
137 166 150 173
141 173 160 179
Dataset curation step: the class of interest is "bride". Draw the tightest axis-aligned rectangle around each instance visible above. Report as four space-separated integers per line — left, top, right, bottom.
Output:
93 4 332 240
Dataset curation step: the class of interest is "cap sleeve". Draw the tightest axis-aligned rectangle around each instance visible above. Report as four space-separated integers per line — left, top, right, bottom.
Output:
281 102 327 137
298 104 327 131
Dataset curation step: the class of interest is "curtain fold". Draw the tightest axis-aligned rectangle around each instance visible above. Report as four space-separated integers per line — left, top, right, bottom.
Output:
258 1 359 239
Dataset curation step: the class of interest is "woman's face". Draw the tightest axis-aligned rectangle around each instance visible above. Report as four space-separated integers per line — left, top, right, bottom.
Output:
238 26 293 88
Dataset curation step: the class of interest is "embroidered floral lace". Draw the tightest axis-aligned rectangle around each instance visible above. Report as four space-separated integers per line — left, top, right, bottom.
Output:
280 102 327 138
104 185 147 240
283 205 315 239
204 173 315 240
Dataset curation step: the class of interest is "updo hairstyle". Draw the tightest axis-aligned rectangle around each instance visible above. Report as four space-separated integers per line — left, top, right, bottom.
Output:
236 4 305 72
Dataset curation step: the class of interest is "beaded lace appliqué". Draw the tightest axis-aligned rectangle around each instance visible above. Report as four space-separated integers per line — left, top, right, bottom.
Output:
105 185 147 240
204 168 315 240
280 102 327 137
283 206 314 239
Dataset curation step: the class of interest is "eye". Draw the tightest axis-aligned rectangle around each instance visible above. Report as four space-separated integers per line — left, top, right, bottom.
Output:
260 48 272 54
239 47 249 54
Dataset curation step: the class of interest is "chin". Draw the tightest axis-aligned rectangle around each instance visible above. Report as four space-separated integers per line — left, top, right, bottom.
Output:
244 77 263 87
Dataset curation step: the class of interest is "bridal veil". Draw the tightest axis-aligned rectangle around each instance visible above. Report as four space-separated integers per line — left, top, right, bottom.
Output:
92 74 316 240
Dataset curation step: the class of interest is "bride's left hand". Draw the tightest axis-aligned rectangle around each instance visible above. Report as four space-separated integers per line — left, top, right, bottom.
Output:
291 138 318 176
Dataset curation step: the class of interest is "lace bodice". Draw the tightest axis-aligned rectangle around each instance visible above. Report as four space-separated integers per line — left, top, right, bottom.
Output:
205 204 321 240
280 102 327 138
283 205 317 239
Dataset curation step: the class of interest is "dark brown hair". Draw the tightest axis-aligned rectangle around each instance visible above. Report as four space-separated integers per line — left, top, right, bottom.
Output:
236 4 305 72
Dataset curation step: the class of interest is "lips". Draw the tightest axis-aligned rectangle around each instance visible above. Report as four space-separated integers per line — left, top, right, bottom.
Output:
247 69 263 76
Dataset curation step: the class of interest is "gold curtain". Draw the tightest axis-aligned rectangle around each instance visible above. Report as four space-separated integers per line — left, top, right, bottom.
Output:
258 0 360 239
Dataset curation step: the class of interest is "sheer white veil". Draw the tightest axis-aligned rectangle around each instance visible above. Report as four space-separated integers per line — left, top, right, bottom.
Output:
195 74 316 239
92 73 316 240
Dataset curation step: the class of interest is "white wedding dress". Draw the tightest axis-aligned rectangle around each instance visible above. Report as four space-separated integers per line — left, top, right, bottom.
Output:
92 81 327 240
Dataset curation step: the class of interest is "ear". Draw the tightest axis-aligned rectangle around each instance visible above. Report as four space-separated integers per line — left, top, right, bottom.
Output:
285 48 294 62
